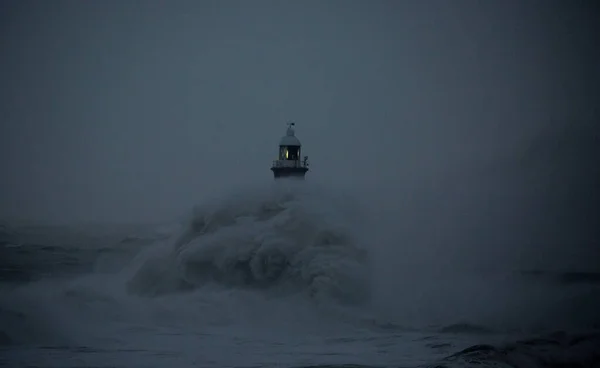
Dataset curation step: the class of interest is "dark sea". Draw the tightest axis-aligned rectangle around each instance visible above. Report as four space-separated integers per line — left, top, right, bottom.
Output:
1 183 599 368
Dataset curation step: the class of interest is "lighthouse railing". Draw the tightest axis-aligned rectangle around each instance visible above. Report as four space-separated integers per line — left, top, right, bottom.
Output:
271 160 308 169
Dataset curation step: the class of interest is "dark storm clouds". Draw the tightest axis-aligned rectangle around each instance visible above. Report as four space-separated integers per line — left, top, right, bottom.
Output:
1 0 598 235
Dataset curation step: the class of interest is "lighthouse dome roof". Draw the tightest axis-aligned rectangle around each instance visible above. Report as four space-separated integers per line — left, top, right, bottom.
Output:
279 124 301 146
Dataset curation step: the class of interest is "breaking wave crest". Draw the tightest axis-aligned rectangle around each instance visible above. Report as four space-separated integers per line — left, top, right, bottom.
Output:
125 182 372 304
427 331 600 368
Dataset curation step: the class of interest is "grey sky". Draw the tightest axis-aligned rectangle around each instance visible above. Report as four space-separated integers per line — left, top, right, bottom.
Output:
1 0 598 225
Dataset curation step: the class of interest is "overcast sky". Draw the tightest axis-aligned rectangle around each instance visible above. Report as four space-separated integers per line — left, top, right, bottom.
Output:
1 0 598 225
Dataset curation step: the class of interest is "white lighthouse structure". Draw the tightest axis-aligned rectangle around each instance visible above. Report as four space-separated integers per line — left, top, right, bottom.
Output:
270 122 309 179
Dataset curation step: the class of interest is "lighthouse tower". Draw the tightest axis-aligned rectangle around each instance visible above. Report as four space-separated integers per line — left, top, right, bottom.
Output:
270 122 309 179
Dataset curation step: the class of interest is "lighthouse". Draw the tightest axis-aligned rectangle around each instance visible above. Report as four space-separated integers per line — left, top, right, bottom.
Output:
270 122 309 179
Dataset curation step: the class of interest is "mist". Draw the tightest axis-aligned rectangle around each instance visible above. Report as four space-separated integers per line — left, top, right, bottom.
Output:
1 4 600 362
1 0 599 275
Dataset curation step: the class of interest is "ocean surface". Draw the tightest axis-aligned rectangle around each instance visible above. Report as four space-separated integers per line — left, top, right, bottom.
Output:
1 182 599 368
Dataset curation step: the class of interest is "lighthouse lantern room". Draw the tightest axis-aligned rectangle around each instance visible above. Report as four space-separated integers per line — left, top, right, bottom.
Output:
270 122 309 179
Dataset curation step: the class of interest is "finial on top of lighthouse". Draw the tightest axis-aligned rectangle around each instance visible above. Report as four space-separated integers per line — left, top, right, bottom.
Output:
286 121 296 136
270 121 309 179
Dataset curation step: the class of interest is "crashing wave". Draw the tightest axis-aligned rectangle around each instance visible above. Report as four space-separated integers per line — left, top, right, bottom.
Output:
125 183 371 304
